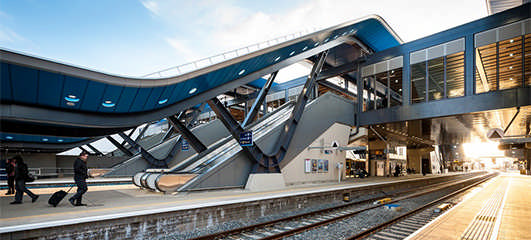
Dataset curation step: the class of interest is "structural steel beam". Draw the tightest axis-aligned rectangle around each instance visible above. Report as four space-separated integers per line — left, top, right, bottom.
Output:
168 115 207 153
78 146 92 155
209 51 329 173
121 126 137 146
118 132 167 168
86 143 103 156
242 71 278 128
106 136 133 157
161 126 175 142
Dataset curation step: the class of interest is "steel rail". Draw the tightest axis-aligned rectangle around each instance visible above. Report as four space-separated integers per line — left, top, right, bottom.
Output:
189 173 488 240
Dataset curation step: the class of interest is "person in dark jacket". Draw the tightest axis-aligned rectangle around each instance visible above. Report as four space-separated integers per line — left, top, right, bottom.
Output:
10 155 39 204
5 158 15 195
69 151 89 206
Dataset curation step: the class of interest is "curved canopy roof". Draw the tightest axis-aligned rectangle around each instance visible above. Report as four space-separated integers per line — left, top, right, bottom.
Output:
0 15 402 142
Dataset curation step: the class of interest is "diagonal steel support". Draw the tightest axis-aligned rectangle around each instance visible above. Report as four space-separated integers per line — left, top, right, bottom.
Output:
168 115 207 153
78 146 92 155
134 123 150 142
118 132 167 168
161 125 175 142
106 136 133 157
208 51 328 173
242 71 278 128
504 107 520 134
86 143 103 156
121 126 138 146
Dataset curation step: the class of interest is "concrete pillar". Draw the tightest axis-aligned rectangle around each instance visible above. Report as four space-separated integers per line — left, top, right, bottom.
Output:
385 143 390 177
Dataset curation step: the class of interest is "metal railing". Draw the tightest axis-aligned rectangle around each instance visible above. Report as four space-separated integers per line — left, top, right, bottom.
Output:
142 28 319 78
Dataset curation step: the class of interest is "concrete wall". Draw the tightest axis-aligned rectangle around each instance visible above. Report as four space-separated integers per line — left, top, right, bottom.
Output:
0 153 56 169
281 123 350 185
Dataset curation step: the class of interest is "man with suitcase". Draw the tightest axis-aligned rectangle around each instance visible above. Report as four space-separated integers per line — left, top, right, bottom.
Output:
69 151 89 206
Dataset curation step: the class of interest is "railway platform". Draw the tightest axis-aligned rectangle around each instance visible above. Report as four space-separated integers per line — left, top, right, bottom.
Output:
0 172 474 239
408 173 531 240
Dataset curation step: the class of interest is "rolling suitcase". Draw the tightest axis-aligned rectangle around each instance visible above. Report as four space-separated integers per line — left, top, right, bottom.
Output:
48 186 74 207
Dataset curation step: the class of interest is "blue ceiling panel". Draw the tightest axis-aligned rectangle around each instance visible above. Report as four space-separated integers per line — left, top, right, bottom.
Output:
0 63 12 101
61 76 89 110
10 64 38 104
114 87 138 113
98 85 123 112
1 133 86 143
128 87 152 112
156 84 177 107
143 86 165 111
37 71 63 107
79 81 106 112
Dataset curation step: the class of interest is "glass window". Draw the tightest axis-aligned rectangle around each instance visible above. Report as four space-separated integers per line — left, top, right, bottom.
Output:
475 42 497 93
411 62 426 103
499 37 522 90
446 52 465 98
389 68 403 107
427 57 445 101
363 77 375 111
525 34 531 86
375 72 388 109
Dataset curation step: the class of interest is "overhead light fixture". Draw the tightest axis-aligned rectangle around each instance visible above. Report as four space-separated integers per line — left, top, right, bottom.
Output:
5 136 13 140
289 51 295 56
158 98 168 104
238 69 246 75
188 88 197 94
42 138 49 142
102 100 115 108
509 53 514 57
509 39 514 43
274 56 281 62
58 139 64 142
65 95 80 103
302 46 308 51
509 66 513 70
314 42 320 47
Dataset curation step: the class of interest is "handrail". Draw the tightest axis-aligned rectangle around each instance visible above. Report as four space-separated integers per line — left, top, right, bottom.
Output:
142 28 319 78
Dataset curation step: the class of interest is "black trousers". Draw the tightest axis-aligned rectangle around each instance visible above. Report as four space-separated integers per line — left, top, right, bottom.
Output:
14 179 37 202
71 178 87 204
7 176 15 193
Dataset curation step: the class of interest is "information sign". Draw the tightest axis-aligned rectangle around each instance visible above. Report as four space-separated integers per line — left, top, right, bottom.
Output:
239 131 253 146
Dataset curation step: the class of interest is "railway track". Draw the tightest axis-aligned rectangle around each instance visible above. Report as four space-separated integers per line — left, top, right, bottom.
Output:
348 173 496 240
191 173 496 240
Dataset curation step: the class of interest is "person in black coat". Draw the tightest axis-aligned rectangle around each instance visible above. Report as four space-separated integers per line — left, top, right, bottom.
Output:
5 158 15 195
10 155 39 204
69 151 89 206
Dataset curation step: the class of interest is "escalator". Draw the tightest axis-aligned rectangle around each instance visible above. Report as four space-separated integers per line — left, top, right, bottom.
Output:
134 92 356 192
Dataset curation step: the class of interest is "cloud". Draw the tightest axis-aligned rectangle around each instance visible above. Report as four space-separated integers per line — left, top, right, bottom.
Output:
0 26 25 43
141 0 160 16
164 37 201 62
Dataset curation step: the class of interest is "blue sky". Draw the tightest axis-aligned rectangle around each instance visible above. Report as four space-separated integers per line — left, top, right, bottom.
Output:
0 0 487 77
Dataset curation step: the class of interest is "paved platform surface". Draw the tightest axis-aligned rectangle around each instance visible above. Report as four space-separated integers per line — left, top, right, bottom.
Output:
409 173 531 240
0 173 453 232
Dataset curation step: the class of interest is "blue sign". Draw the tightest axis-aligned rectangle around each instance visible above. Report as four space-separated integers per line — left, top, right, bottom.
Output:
239 131 253 147
181 139 189 151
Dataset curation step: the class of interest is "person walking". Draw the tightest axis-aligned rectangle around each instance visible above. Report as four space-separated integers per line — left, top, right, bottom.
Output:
5 158 15 195
10 155 39 204
69 151 89 206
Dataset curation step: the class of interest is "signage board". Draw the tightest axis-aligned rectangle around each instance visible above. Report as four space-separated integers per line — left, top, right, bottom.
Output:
239 131 253 147
181 139 189 151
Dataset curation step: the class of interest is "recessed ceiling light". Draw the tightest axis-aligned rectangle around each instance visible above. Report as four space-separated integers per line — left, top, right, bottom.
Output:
398 89 402 92
314 42 319 47
65 95 80 103
102 100 115 108
238 69 246 75
302 46 308 51
509 66 513 69
58 139 64 142
188 88 197 94
274 56 281 62
509 53 514 57
395 80 398 83
158 98 168 104
509 39 514 43
66 102 75 106
42 138 49 142
509 77 513 80
324 38 329 42
289 51 295 56
342 32 347 36
5 136 13 140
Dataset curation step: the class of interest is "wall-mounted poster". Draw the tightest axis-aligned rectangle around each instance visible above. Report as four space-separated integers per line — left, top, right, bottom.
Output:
311 159 318 172
305 159 312 173
324 160 329 172
318 159 324 172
